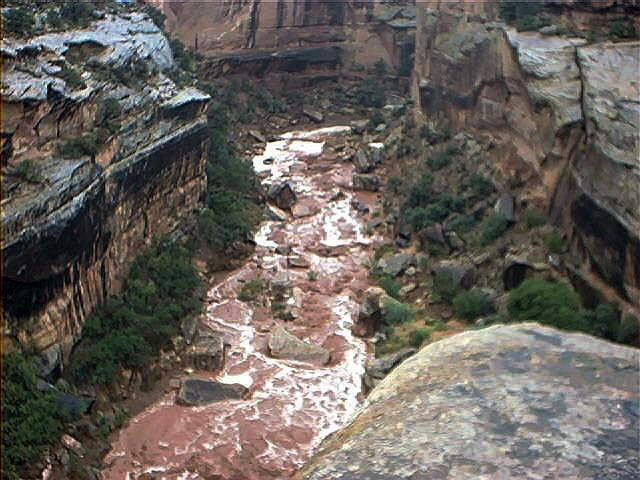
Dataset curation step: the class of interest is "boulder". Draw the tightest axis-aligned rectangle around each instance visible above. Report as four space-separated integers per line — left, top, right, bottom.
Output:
61 434 85 458
37 343 62 378
180 317 198 345
265 205 287 222
297 324 640 480
176 377 247 406
350 198 370 214
419 223 447 246
267 182 297 210
267 326 330 365
37 380 94 417
303 106 324 123
352 287 387 337
364 347 416 389
352 174 380 192
494 193 515 222
353 150 374 174
432 259 476 289
381 253 414 277
350 119 369 134
184 334 225 371
287 256 310 269
398 283 417 298
248 130 266 143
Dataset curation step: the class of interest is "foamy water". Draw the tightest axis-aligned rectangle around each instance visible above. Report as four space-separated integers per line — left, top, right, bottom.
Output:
102 126 376 479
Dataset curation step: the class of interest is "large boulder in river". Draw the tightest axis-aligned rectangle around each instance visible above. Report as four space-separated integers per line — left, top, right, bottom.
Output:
297 324 640 479
268 326 330 365
184 334 225 371
176 377 247 406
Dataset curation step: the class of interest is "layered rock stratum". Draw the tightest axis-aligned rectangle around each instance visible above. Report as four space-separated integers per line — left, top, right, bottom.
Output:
1 11 209 362
297 323 640 479
412 1 639 312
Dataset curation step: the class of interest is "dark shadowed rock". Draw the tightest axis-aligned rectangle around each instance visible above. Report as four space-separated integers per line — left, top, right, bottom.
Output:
297 324 640 480
352 287 387 337
364 347 416 389
303 106 324 123
268 181 297 210
268 326 330 365
379 253 414 277
432 259 476 289
176 377 247 406
419 223 447 246
37 379 94 417
352 174 380 192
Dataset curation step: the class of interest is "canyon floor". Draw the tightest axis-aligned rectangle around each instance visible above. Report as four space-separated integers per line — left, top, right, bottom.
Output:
102 125 382 479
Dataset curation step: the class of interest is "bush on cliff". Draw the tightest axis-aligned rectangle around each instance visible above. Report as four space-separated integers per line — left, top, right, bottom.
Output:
68 239 201 385
2 6 35 37
59 134 101 159
2 354 67 480
453 289 490 321
196 83 262 251
479 212 509 246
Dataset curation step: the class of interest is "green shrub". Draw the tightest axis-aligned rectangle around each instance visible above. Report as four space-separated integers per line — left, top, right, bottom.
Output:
453 289 490 321
507 278 582 330
374 243 396 262
405 174 434 209
45 9 63 30
433 272 459 303
307 270 318 281
409 327 432 348
143 4 166 30
368 110 385 129
449 215 476 234
479 212 509 246
96 98 122 133
196 84 262 250
377 274 401 299
498 1 543 23
60 1 96 28
578 303 620 341
3 6 35 37
383 297 414 325
618 314 639 345
59 133 101 159
468 173 493 198
68 239 201 385
355 78 386 108
544 231 564 254
609 20 636 39
373 58 387 76
60 65 86 90
10 159 42 183
238 278 267 303
2 354 68 480
386 176 402 194
525 209 546 228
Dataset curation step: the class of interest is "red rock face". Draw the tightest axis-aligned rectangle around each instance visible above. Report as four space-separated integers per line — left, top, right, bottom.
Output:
102 126 380 479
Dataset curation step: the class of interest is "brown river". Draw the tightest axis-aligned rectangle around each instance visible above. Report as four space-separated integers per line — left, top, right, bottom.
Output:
102 126 381 479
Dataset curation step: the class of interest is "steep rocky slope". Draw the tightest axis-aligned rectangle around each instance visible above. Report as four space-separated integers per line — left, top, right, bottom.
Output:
412 1 639 312
149 0 416 75
297 323 639 479
1 10 210 366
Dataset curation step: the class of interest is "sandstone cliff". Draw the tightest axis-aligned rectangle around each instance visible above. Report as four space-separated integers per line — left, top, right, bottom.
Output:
1 10 210 367
411 1 639 311
149 0 416 75
297 323 639 479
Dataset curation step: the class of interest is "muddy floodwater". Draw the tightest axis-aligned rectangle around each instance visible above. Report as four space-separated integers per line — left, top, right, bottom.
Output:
102 126 381 479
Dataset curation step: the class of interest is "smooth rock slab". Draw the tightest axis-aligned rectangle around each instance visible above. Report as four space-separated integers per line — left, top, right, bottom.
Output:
296 324 640 480
268 326 330 365
176 377 247 406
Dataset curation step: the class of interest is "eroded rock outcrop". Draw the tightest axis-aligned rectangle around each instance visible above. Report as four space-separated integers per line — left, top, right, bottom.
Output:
150 0 416 76
412 1 639 312
1 12 209 363
297 324 640 479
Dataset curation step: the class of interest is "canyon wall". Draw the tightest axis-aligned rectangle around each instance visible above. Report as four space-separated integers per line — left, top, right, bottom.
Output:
412 1 639 311
1 12 210 367
149 0 417 75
